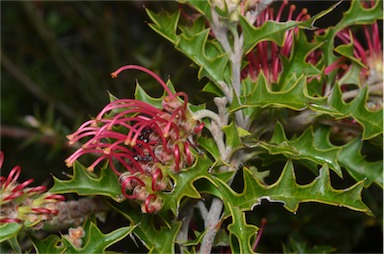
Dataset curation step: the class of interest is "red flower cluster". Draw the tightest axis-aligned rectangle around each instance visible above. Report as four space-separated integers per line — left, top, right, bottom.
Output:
0 152 64 227
65 65 203 213
241 0 310 82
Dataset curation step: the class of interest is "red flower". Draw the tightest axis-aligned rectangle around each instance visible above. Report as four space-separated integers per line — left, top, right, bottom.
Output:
0 151 64 227
65 65 203 213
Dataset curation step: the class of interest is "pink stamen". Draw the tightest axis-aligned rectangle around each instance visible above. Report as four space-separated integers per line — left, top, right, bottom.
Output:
45 194 66 202
151 168 163 191
144 194 158 213
27 186 47 195
174 144 180 172
276 0 288 22
13 178 35 193
5 166 21 187
111 65 174 97
184 142 192 165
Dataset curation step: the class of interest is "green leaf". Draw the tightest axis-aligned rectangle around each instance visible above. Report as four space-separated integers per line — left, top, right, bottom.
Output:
328 85 383 139
0 223 23 243
159 155 214 215
176 29 230 83
227 204 258 254
65 221 134 253
198 135 221 161
278 30 322 86
50 161 123 202
134 80 177 108
235 74 324 113
29 234 66 254
146 9 180 43
183 0 212 18
109 201 181 253
240 16 297 54
212 161 372 217
339 137 383 187
30 219 134 254
256 122 343 177
222 121 242 149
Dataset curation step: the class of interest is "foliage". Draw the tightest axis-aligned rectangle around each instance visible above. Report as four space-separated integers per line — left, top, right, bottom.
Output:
1 0 382 253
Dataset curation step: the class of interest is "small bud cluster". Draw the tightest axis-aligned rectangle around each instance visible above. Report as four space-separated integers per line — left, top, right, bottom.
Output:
65 65 203 213
0 152 65 228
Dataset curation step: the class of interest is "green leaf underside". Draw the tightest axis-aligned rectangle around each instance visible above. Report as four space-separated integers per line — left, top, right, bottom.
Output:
50 161 123 202
213 161 372 217
30 219 134 254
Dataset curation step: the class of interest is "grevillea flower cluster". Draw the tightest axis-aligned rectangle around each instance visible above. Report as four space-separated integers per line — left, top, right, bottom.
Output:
65 65 203 213
0 151 65 228
241 0 311 83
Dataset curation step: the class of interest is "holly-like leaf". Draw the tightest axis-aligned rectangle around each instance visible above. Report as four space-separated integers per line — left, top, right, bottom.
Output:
30 219 134 254
240 16 297 54
235 74 324 113
222 121 242 149
339 137 383 187
278 30 322 87
50 161 123 202
327 85 383 139
0 223 23 243
146 9 180 43
29 234 65 254
212 161 372 217
108 200 181 254
254 122 343 177
176 29 230 83
134 80 177 108
159 155 214 215
147 7 231 87
227 204 258 254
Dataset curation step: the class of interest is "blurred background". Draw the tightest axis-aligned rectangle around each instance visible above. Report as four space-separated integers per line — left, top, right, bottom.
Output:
1 1 382 253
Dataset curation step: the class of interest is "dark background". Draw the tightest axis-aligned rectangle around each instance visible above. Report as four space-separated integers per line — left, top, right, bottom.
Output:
1 1 382 253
